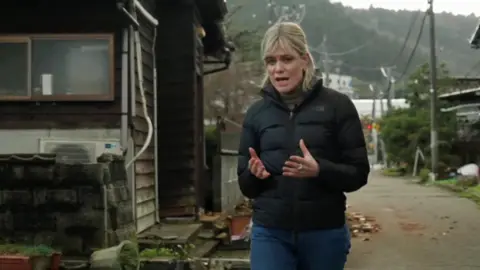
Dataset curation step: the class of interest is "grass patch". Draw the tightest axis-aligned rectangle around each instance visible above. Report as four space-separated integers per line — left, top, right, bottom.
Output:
0 244 57 256
382 167 407 177
435 178 480 205
460 185 480 204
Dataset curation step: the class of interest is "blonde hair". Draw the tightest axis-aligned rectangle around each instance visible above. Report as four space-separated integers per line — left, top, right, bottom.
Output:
261 22 316 90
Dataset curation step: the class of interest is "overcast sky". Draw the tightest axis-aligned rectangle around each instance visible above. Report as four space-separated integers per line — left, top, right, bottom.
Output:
331 0 480 16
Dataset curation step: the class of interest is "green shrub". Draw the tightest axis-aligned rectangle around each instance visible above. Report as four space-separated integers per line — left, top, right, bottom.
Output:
382 168 404 177
418 168 431 184
456 175 479 188
0 244 56 256
204 125 218 142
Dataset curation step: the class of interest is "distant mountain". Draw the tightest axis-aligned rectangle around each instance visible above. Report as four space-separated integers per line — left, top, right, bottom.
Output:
226 0 480 83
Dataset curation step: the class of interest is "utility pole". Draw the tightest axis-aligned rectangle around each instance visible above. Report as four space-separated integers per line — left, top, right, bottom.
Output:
380 66 395 111
390 77 396 101
369 84 378 165
379 89 385 117
322 35 333 87
428 0 438 180
369 84 377 121
386 67 392 110
267 0 275 25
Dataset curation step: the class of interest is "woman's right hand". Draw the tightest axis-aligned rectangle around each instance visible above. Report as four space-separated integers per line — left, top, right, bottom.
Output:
248 148 271 179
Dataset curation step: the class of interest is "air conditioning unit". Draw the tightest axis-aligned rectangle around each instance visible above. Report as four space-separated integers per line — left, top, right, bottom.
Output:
39 138 123 164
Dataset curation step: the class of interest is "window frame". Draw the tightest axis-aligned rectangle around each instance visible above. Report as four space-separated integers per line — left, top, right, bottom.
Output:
0 34 115 102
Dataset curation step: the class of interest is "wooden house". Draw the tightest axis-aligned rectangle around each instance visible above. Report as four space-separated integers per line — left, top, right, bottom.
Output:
0 0 230 234
439 81 480 163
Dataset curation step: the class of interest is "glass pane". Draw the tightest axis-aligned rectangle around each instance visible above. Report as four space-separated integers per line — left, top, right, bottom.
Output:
0 42 28 96
31 38 111 96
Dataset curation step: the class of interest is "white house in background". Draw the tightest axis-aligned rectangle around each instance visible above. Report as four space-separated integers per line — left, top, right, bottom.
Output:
352 99 409 118
321 72 355 98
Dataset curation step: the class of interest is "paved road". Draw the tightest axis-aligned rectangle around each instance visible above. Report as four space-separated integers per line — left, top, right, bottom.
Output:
346 172 480 270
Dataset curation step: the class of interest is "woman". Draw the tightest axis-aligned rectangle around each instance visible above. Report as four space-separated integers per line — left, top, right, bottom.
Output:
237 22 370 270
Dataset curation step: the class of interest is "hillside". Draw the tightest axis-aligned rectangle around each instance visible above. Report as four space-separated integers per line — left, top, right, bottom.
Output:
226 0 480 83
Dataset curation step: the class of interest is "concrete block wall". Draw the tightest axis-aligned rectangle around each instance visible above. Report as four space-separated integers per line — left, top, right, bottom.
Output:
0 153 135 256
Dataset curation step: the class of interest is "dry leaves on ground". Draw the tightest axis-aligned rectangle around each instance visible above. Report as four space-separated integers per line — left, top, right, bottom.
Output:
346 207 381 240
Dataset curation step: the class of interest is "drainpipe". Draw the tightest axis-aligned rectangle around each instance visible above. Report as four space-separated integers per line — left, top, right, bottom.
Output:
134 0 158 25
120 0 159 226
120 27 129 197
128 3 138 231
152 28 159 223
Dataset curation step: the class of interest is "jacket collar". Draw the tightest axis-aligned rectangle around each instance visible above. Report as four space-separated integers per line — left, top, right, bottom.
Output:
261 78 324 105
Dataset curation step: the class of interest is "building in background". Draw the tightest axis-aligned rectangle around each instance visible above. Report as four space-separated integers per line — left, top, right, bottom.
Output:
352 99 409 118
321 72 355 98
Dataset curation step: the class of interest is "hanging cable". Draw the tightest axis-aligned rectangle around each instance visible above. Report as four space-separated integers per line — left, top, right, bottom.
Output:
390 11 421 65
309 39 373 57
396 11 428 82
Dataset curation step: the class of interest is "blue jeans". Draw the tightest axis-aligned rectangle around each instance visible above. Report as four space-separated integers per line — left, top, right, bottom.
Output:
250 223 351 270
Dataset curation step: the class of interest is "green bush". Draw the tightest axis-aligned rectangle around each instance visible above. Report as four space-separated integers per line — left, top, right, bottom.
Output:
382 167 405 177
418 168 431 184
456 175 479 188
0 244 56 256
204 125 218 142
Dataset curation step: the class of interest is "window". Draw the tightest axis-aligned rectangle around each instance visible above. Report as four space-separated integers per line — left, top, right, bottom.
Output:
0 34 114 101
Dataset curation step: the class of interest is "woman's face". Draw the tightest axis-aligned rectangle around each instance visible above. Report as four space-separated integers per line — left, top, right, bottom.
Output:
264 45 308 94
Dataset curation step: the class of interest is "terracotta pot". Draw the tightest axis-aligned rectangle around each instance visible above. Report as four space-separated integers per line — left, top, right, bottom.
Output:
0 253 61 270
230 215 252 237
0 255 31 270
51 253 61 270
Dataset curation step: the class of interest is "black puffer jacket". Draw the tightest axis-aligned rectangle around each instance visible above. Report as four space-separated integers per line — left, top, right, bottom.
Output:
237 80 370 231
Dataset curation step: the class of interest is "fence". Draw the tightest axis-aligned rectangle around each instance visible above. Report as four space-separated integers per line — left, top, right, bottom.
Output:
211 119 244 213
0 153 135 256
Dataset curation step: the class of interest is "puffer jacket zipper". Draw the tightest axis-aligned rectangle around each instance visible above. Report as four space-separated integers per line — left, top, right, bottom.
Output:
289 107 299 240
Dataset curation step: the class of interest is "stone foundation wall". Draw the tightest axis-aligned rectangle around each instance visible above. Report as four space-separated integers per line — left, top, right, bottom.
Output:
0 153 135 256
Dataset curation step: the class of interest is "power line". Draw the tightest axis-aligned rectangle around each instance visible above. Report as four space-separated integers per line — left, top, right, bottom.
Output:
397 11 428 82
390 11 421 65
310 40 373 56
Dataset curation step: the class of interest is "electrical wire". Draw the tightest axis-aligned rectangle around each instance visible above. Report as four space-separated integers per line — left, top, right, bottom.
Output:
396 11 428 82
309 40 373 56
312 10 423 76
390 11 421 65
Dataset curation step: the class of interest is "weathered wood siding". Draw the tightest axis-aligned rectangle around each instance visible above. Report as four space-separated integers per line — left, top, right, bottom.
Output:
132 0 157 233
156 1 203 217
0 0 159 233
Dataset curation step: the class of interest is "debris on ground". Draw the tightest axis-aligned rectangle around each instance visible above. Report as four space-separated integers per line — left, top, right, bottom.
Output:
233 200 253 216
346 208 381 240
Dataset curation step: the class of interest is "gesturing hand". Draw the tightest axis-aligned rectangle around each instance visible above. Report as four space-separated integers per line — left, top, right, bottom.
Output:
282 139 319 178
248 148 271 179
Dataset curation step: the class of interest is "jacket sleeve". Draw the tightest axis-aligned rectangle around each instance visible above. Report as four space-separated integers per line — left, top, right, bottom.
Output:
316 95 370 192
237 111 267 199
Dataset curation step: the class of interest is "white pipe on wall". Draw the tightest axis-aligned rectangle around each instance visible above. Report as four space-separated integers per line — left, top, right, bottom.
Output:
134 0 158 26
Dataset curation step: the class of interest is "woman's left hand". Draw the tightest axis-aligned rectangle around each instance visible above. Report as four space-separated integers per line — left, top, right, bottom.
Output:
282 139 320 178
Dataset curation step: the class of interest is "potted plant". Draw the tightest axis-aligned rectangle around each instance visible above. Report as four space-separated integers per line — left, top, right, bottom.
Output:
0 244 61 270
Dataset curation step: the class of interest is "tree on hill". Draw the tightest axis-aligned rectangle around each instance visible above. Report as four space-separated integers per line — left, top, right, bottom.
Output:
224 0 480 84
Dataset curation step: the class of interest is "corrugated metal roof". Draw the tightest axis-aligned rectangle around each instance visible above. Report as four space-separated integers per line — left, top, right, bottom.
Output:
439 87 480 99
